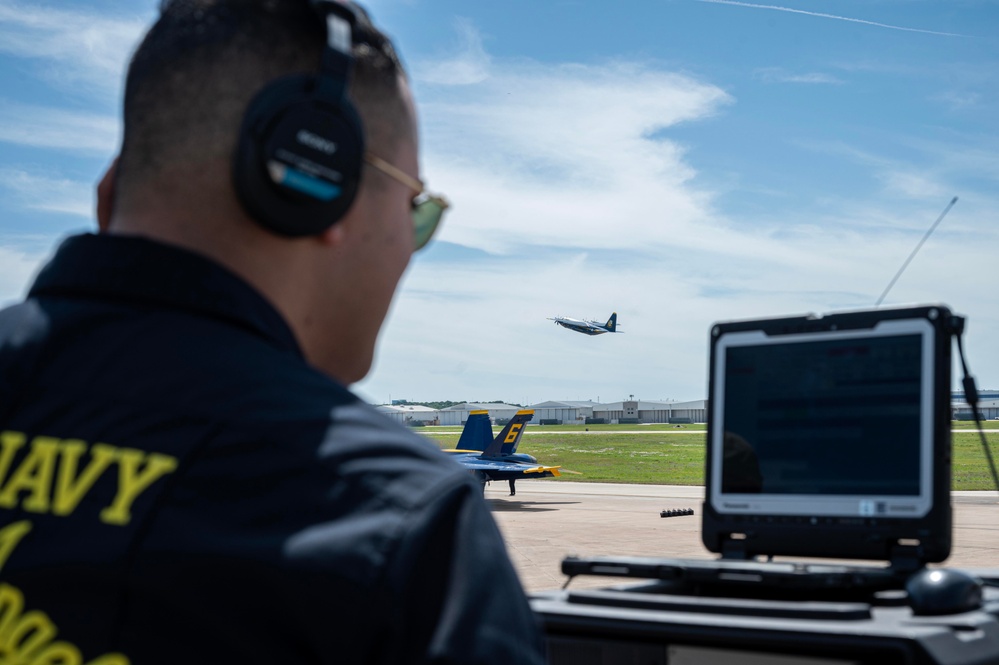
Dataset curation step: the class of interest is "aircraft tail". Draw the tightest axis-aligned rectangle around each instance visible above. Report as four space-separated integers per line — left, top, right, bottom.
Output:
483 409 535 457
605 312 618 332
455 410 493 452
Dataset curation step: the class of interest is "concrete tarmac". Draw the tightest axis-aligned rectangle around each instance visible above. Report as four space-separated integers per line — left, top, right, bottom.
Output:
485 481 999 594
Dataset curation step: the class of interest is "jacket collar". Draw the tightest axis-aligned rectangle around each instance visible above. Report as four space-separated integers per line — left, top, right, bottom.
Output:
29 233 302 356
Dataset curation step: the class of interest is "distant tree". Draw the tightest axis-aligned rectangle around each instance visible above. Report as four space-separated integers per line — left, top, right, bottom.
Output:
405 400 526 409
410 400 461 410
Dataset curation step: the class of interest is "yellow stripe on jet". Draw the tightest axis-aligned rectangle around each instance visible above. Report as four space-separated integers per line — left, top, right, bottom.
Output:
523 466 561 476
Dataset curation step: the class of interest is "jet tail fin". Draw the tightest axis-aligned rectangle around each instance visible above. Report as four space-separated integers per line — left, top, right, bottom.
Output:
455 410 493 451
483 409 534 457
605 312 618 332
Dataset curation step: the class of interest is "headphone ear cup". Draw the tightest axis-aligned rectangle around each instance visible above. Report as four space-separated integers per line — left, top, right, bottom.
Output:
233 75 365 237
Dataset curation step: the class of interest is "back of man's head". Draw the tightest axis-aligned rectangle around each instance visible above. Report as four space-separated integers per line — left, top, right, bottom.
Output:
114 0 408 221
102 0 420 384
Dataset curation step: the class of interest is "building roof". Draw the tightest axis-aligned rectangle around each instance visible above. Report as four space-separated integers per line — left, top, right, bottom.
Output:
443 403 525 411
596 399 707 410
376 404 439 413
529 401 599 409
954 399 999 410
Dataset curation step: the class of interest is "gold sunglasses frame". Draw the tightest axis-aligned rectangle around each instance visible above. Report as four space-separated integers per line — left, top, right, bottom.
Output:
363 154 450 250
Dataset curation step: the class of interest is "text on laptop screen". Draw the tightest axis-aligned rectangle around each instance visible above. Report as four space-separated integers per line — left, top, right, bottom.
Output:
710 319 935 518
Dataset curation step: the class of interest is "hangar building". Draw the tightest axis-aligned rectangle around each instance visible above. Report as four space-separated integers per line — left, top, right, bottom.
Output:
375 404 440 426
527 401 599 425
594 398 707 424
439 402 525 426
953 398 999 421
375 398 710 427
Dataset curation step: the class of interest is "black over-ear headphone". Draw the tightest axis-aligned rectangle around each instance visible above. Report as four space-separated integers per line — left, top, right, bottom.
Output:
233 1 365 237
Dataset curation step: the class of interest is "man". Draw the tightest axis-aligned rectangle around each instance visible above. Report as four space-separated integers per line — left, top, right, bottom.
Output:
0 1 546 663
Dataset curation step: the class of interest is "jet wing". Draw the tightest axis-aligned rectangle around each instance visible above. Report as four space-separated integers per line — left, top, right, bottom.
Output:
457 458 562 480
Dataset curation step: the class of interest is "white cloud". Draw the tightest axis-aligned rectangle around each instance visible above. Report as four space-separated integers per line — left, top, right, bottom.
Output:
415 17 491 86
0 102 119 153
791 138 973 208
895 135 999 190
0 242 50 305
0 0 148 97
933 90 982 112
754 68 843 85
878 170 949 201
417 58 734 255
0 168 95 218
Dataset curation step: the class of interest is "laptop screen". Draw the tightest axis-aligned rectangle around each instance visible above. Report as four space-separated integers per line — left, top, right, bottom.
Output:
703 306 954 563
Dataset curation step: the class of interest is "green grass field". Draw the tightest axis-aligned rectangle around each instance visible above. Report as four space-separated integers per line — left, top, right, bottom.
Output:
953 420 999 429
421 423 999 490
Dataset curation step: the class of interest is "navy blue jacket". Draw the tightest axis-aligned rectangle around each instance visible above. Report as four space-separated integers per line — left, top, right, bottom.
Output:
0 233 546 665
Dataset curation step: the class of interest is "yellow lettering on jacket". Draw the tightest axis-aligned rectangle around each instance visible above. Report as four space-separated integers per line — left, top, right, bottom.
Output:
0 521 31 572
0 432 178 527
0 583 130 665
0 432 27 491
52 443 118 518
99 450 177 527
0 438 60 513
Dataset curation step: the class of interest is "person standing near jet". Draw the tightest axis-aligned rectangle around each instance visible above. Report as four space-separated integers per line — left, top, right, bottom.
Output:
0 1 545 663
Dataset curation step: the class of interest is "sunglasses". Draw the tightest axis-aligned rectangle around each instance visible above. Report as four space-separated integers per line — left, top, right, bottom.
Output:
363 154 449 251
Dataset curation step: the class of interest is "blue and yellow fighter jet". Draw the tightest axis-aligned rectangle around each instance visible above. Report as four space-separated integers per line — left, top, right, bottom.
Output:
442 409 563 495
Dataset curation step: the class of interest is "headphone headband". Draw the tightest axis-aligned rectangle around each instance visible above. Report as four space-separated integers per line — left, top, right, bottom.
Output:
315 1 356 90
232 0 367 237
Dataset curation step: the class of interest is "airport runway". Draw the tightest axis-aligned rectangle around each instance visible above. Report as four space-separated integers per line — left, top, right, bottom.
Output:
485 481 999 594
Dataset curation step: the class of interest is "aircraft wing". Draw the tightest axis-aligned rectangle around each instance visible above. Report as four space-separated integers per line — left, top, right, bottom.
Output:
457 457 562 480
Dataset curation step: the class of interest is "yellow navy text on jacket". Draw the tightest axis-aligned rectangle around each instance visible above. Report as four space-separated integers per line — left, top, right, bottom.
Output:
0 431 178 527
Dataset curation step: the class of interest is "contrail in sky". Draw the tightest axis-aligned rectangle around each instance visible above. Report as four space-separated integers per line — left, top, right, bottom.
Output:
696 0 970 38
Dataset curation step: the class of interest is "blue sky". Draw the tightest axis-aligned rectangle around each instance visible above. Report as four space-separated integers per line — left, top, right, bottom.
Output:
1 1 997 406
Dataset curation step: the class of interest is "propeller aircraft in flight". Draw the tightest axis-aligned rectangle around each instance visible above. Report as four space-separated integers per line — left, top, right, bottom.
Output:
549 312 620 336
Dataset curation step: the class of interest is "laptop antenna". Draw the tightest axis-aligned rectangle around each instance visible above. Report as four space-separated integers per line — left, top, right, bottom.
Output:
875 196 958 307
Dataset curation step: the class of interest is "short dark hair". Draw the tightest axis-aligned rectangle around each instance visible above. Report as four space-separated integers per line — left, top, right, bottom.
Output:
117 0 408 198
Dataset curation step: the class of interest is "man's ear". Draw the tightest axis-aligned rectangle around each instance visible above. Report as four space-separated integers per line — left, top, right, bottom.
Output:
317 196 368 247
96 157 119 232
317 186 373 247
316 221 348 248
